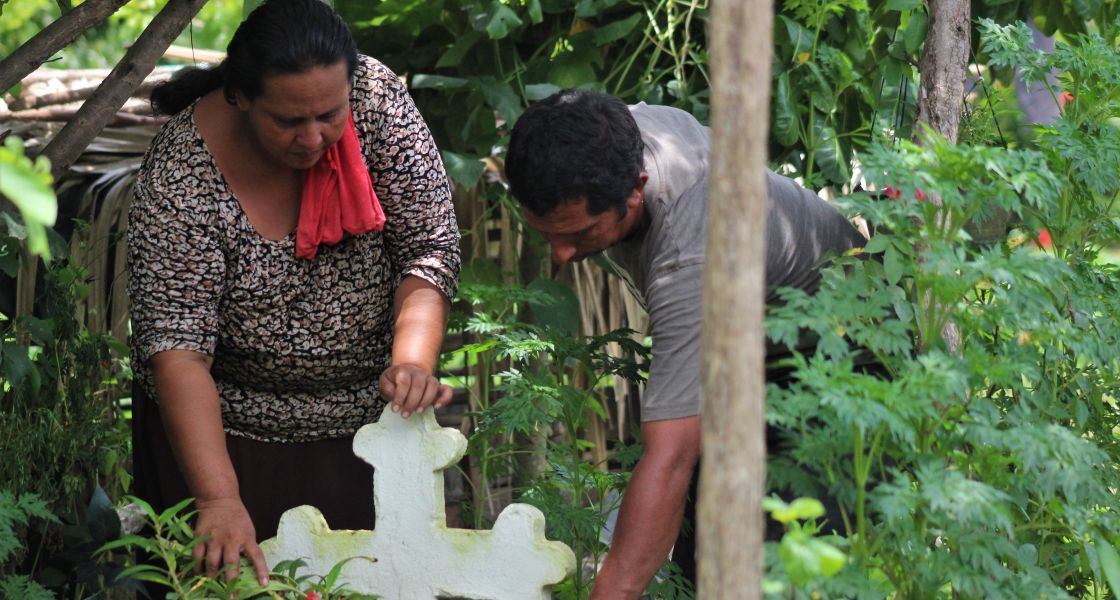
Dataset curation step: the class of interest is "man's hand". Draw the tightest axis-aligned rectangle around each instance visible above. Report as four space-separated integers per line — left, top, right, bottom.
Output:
193 496 269 586
379 363 453 418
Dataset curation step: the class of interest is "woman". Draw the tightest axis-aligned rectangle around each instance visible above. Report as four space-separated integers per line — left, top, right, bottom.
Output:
128 0 460 586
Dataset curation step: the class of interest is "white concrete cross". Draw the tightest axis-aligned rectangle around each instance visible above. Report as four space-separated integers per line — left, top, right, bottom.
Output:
260 409 576 600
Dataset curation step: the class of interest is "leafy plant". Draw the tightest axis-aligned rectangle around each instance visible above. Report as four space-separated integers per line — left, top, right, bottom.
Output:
338 0 708 190
445 262 690 598
99 496 380 599
0 139 131 596
0 491 58 599
0 136 56 260
762 496 847 596
761 22 1120 596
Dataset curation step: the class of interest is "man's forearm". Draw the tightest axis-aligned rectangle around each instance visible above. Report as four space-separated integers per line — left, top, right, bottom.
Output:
591 439 699 599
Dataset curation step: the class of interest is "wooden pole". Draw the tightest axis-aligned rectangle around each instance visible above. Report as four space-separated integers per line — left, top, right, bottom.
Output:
699 0 773 597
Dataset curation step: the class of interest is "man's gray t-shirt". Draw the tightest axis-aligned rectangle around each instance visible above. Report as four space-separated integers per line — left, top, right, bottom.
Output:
603 103 867 422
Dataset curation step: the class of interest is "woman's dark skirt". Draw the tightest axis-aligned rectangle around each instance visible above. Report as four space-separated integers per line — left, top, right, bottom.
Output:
131 384 376 541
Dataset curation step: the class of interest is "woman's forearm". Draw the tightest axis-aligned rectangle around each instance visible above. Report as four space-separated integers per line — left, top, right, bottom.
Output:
390 275 450 374
150 350 240 504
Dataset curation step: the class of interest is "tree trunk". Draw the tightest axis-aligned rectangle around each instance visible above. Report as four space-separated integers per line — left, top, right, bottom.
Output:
0 0 132 95
39 0 206 179
698 0 772 596
913 0 970 353
915 0 970 144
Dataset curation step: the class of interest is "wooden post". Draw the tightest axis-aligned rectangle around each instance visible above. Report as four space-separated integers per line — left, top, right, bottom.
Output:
699 0 773 597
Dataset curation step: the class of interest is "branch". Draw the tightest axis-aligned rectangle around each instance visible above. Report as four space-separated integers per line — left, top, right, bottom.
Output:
39 0 208 179
0 107 165 126
0 0 132 94
10 78 165 110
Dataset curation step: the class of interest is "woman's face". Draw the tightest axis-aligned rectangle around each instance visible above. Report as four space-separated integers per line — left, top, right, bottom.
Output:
236 61 351 171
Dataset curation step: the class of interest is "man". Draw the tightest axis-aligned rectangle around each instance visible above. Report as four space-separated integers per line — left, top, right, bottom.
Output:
504 89 867 598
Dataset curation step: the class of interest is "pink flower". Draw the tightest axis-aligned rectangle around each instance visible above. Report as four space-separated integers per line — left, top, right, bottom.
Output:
306 592 322 600
884 186 901 200
1060 91 1075 108
914 188 926 202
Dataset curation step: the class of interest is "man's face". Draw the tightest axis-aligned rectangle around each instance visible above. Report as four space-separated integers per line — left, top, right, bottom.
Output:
523 187 645 264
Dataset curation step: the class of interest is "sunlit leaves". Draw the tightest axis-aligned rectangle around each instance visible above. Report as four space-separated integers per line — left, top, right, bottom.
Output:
0 137 56 260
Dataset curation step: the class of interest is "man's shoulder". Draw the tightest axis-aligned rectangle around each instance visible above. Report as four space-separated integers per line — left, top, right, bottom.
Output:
628 102 704 131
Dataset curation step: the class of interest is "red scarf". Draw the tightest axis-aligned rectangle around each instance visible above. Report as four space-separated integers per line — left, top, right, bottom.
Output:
295 111 385 259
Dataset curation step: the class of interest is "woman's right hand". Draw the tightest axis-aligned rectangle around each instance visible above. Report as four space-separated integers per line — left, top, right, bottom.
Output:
194 496 270 586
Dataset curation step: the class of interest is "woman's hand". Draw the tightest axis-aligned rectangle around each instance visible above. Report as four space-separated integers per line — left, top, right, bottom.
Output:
193 496 270 586
379 363 453 418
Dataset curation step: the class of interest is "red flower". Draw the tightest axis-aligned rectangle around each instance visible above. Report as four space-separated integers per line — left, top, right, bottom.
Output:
306 592 322 600
883 186 925 203
1034 229 1053 249
1060 91 1075 108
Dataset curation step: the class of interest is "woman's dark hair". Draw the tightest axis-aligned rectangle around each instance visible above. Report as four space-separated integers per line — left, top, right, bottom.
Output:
504 89 645 217
150 0 358 115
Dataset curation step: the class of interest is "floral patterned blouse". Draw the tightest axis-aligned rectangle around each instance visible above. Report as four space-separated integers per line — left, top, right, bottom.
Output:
128 55 461 443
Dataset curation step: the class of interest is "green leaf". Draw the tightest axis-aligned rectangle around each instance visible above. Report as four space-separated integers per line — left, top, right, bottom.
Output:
1072 0 1101 20
884 0 921 10
435 31 484 69
1 343 33 387
883 245 903 285
410 74 469 90
772 71 799 146
1096 533 1120 598
525 83 562 100
593 13 643 46
811 120 848 184
903 11 929 55
0 137 56 261
480 2 523 39
788 497 826 521
807 538 846 576
527 0 543 23
546 45 602 88
478 79 524 125
441 151 487 189
526 278 581 337
574 0 622 18
778 15 813 56
864 235 890 254
0 244 18 277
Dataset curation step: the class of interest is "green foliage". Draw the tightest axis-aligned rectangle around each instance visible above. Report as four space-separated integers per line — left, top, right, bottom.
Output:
0 163 131 595
449 261 684 598
0 0 242 71
99 497 379 598
0 137 55 260
763 497 847 594
761 24 1120 597
339 0 708 163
